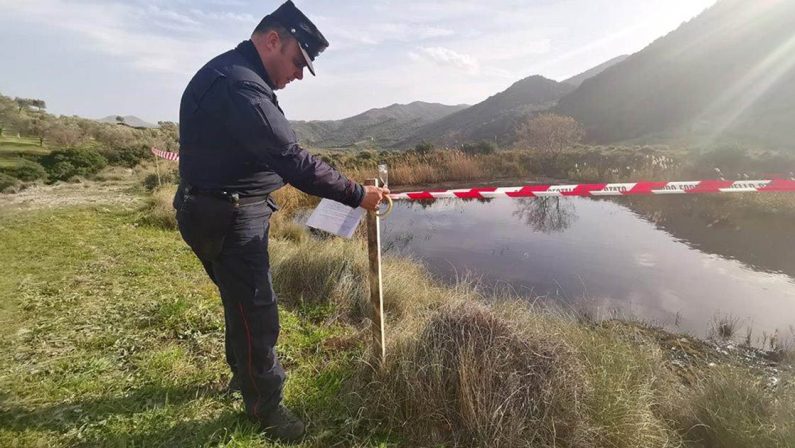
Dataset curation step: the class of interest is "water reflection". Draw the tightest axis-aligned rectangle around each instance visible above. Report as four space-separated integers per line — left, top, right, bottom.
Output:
381 195 795 338
513 197 577 233
401 196 577 233
616 196 795 277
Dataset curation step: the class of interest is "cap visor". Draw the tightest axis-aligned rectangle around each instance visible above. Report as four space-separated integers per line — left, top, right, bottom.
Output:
299 45 316 76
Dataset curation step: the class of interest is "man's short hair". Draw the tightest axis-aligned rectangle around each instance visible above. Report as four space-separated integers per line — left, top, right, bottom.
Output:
252 16 291 40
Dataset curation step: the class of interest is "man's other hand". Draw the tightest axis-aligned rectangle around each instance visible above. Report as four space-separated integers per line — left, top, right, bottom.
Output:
360 185 390 211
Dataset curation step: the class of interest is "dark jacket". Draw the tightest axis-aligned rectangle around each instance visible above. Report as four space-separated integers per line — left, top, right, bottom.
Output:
178 40 363 208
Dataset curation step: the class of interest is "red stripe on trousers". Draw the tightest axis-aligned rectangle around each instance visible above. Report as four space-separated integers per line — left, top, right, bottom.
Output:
237 303 262 419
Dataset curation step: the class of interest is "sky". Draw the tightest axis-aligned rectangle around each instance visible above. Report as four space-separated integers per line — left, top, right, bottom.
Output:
0 0 716 123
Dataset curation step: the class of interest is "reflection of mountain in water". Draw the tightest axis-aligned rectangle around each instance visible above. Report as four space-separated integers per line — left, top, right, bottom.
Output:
616 196 795 278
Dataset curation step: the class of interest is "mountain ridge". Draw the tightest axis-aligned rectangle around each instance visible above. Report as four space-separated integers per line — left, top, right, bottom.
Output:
96 115 158 129
555 0 795 150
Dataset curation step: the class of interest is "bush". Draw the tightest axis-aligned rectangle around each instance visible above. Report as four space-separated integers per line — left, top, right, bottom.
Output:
138 185 178 230
414 141 434 155
461 140 496 155
142 169 179 191
40 148 107 181
356 150 375 160
0 172 19 191
100 144 150 168
0 159 47 181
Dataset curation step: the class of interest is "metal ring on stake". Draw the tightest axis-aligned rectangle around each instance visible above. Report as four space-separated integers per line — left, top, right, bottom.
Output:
375 195 393 218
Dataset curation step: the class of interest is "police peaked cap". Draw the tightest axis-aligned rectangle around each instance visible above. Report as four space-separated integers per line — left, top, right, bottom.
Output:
262 0 329 76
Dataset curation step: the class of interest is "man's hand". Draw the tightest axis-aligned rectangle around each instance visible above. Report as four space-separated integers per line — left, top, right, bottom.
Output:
360 185 390 211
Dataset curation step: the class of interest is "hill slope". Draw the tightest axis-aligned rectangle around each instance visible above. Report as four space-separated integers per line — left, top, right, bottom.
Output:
555 0 795 149
97 115 158 129
397 75 575 148
291 101 467 148
562 55 629 87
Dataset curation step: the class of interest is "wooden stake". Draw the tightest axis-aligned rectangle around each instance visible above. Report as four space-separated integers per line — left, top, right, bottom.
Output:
154 154 162 187
365 178 386 364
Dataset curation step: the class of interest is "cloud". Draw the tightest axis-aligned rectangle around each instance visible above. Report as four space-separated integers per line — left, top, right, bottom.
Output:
320 20 455 50
416 46 480 74
0 0 229 76
189 8 257 24
146 4 201 30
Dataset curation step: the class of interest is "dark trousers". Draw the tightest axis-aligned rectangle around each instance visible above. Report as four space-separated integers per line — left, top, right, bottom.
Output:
173 188 284 419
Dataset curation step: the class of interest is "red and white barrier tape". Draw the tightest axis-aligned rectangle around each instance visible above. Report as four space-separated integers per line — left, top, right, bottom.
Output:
389 179 795 200
151 147 179 161
150 148 794 199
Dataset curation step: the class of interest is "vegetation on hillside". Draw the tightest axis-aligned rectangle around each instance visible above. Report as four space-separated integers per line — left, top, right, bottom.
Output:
555 0 795 150
0 92 179 188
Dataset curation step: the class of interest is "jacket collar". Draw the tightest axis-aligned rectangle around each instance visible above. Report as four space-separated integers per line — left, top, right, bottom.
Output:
235 39 276 90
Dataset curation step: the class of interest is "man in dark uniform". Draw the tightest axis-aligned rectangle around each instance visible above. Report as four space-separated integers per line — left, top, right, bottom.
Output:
173 0 388 441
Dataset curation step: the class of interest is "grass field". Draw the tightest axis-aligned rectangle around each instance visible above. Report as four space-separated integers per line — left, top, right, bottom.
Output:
0 204 392 447
0 136 50 176
1 180 793 447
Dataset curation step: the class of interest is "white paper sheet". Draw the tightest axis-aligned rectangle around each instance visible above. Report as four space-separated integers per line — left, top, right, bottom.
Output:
305 198 364 238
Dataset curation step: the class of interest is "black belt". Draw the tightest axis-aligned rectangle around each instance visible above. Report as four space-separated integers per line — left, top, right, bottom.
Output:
184 185 269 205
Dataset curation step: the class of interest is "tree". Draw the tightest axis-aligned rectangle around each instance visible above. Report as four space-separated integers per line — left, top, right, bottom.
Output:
115 116 126 125
44 121 86 147
461 140 495 155
515 113 585 153
14 97 45 113
156 121 179 152
414 141 434 155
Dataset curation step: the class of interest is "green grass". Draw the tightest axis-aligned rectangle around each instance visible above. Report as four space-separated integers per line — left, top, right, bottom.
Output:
0 207 379 447
0 137 50 156
2 194 793 447
0 137 51 177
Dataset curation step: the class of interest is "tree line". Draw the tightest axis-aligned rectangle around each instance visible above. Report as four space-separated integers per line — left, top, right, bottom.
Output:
0 92 179 187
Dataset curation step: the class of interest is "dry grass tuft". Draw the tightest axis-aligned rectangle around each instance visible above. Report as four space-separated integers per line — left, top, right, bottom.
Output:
673 367 795 447
138 184 177 230
362 301 589 448
271 184 319 216
270 237 448 322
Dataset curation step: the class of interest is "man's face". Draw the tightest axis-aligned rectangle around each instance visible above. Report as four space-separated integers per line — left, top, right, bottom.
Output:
271 35 307 90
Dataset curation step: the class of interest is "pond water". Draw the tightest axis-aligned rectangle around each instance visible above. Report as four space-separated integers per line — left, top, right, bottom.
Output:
380 195 795 340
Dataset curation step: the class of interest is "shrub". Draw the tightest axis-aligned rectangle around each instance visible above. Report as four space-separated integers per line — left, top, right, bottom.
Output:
100 144 150 168
414 141 434 155
0 172 19 191
40 148 107 181
142 169 179 191
356 150 375 160
138 184 178 230
461 140 496 155
0 159 47 181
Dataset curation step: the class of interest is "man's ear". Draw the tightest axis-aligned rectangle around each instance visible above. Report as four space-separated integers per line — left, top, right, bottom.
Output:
263 30 282 52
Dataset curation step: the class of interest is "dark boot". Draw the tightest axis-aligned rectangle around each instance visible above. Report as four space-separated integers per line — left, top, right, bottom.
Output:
258 405 305 442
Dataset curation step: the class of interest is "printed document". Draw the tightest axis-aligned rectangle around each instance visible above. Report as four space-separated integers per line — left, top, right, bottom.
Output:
305 199 363 238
